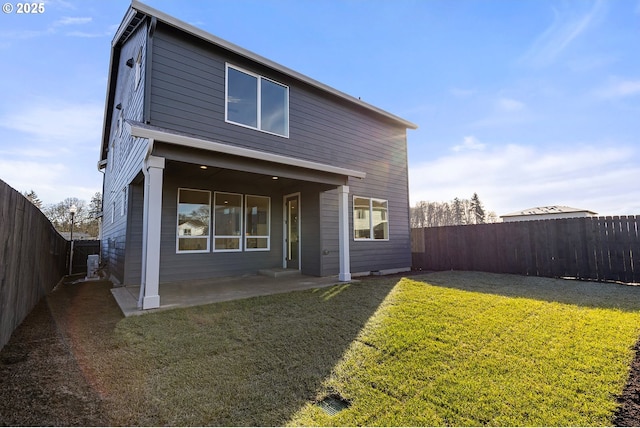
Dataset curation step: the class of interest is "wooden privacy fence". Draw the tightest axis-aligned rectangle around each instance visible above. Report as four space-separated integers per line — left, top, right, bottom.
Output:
72 240 100 274
412 216 640 283
0 179 70 351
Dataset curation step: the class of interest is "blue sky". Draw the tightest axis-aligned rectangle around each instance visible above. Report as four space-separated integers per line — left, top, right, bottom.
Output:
1 0 639 217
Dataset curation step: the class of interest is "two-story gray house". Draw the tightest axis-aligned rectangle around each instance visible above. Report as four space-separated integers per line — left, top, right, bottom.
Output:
99 1 417 309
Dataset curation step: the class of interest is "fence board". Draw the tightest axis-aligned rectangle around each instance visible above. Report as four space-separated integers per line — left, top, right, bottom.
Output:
620 216 631 282
0 179 70 351
72 240 101 274
413 215 640 284
632 216 640 283
607 216 624 282
579 217 595 279
597 217 612 280
562 219 584 278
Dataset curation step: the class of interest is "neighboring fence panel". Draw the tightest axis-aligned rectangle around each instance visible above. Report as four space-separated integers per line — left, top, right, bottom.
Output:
72 240 100 274
411 216 640 283
0 179 69 351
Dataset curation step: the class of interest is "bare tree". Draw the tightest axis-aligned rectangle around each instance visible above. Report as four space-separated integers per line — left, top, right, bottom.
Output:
42 194 102 238
411 193 496 227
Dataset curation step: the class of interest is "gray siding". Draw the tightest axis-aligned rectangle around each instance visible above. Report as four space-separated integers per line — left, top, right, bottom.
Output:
101 22 149 283
123 176 144 284
319 189 339 276
300 188 322 277
104 19 411 284
152 163 330 283
147 23 412 276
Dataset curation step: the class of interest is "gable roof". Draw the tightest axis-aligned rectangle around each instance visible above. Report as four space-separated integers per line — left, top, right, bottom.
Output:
131 1 417 129
501 205 598 218
100 1 417 161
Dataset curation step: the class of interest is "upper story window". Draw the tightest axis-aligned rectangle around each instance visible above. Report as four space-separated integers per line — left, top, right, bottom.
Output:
225 64 289 138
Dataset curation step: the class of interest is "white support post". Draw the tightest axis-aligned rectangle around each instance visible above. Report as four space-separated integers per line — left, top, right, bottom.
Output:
138 166 150 309
338 185 351 281
140 155 165 309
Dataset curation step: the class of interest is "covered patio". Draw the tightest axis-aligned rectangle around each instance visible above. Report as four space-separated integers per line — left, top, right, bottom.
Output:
111 271 354 317
126 121 365 310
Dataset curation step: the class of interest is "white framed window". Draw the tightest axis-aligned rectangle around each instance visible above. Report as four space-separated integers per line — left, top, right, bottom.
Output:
354 196 389 241
177 188 211 253
111 201 116 224
214 192 243 252
225 63 289 138
245 195 270 251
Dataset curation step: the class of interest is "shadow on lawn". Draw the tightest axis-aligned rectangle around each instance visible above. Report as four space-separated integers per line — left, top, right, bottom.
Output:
99 277 399 426
1 276 400 426
414 270 640 312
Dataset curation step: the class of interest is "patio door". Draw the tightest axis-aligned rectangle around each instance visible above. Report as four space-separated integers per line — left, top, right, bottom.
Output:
284 193 300 270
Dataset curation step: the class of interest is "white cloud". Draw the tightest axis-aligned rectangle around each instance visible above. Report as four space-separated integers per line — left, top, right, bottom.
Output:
0 147 58 157
497 98 525 112
0 101 103 145
596 78 640 99
1 15 100 41
520 0 605 67
0 100 104 204
452 136 486 152
0 159 67 196
44 0 77 10
470 96 531 128
53 17 92 26
65 31 111 38
450 87 476 98
409 142 640 216
0 158 101 205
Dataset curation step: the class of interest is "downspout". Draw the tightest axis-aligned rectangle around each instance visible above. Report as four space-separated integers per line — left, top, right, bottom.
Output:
97 160 107 269
143 16 155 125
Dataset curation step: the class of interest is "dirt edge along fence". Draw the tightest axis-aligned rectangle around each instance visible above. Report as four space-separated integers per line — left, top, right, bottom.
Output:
0 179 69 351
412 216 640 283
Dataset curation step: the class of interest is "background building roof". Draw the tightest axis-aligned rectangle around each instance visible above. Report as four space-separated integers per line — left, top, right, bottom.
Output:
501 205 598 218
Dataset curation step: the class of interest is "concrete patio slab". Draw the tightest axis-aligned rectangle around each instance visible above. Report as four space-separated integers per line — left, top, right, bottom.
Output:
110 274 352 317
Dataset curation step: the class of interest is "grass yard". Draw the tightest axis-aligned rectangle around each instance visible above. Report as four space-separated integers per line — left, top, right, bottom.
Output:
41 272 640 425
290 272 640 426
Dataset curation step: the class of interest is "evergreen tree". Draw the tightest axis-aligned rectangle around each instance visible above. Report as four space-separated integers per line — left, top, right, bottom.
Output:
470 193 485 224
411 193 496 227
22 190 42 209
452 197 465 225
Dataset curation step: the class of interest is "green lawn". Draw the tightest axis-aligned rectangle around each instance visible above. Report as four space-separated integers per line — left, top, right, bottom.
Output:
69 271 640 426
290 272 640 426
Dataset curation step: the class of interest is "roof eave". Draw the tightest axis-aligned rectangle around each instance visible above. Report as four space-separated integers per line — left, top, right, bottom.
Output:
126 120 367 180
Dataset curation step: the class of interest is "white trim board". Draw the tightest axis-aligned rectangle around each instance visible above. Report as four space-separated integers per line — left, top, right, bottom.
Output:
127 121 366 179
